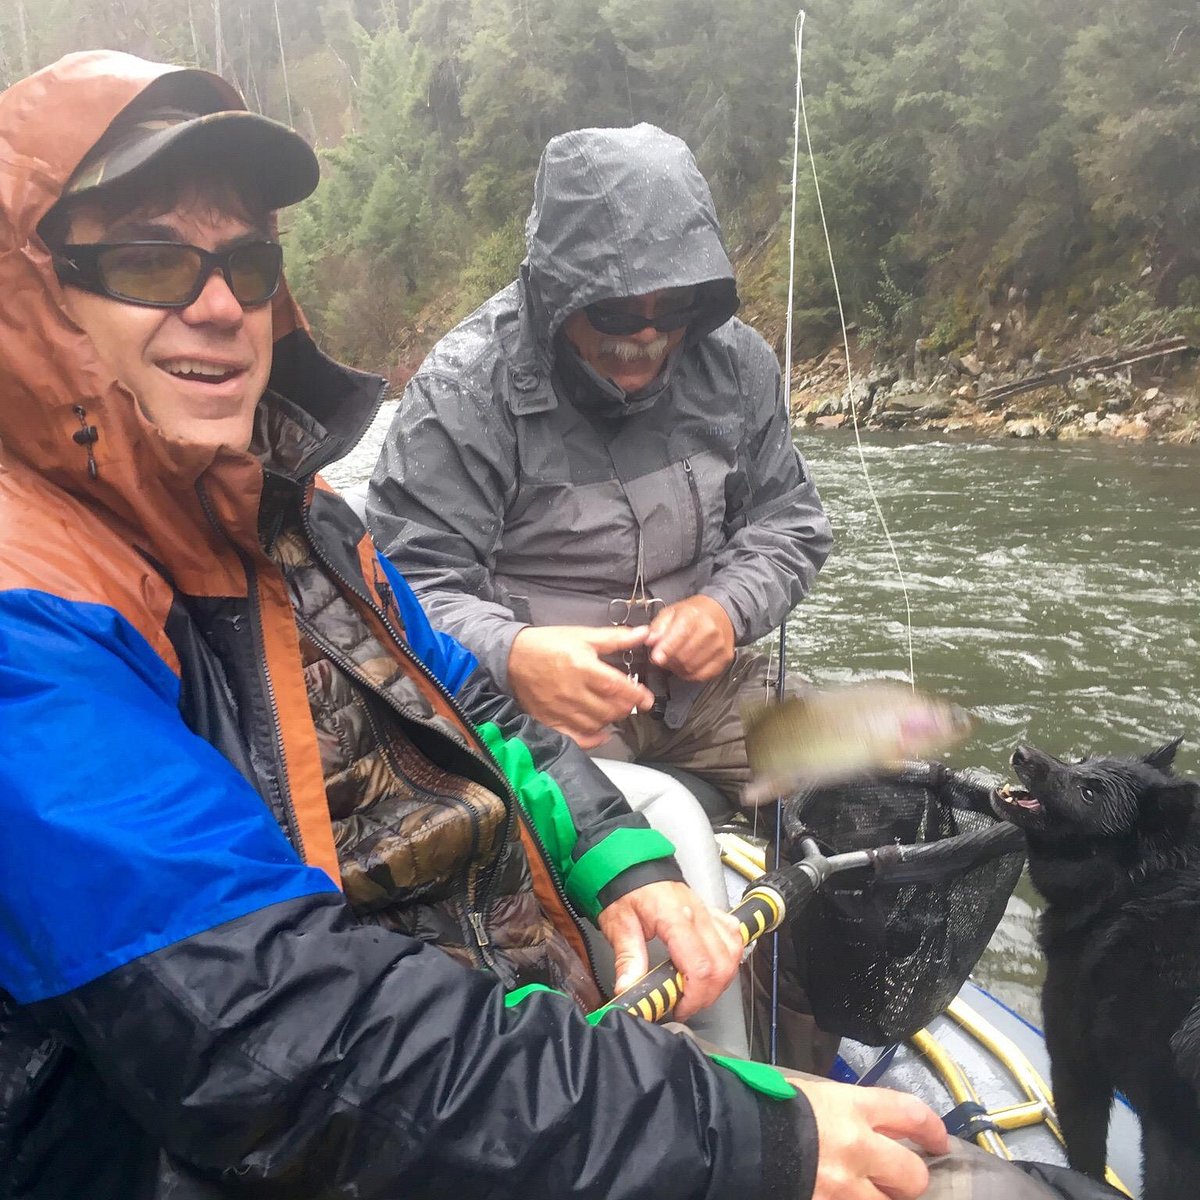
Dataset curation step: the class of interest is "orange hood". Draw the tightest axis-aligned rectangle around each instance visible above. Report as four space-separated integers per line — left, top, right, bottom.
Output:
0 51 339 596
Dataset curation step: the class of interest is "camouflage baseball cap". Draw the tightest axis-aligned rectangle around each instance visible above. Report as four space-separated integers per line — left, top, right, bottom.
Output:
64 104 319 210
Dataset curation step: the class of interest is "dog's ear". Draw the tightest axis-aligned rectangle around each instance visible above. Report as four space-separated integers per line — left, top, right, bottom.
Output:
1139 775 1200 850
1143 736 1183 773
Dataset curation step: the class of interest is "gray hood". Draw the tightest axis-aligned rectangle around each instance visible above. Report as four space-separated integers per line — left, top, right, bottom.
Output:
523 124 740 357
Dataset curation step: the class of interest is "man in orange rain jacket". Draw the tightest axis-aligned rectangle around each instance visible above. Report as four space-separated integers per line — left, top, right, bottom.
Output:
0 48 1088 1200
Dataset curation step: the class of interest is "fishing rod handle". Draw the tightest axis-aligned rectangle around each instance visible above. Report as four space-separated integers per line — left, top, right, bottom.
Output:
610 960 688 1023
610 865 822 1022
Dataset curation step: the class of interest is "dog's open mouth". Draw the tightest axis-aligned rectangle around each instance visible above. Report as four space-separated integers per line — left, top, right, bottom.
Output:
994 784 1043 812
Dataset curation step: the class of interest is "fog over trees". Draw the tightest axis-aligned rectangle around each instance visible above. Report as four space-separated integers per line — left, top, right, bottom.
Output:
4 0 1197 369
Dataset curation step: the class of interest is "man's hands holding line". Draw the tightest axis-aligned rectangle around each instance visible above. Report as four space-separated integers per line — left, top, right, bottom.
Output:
506 595 735 748
646 594 735 682
508 624 654 748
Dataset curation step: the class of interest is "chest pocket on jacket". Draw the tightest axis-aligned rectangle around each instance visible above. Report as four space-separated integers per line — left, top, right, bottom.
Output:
502 411 639 588
633 444 737 580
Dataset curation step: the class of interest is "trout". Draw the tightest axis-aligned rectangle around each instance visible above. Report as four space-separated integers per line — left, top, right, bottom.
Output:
742 681 976 806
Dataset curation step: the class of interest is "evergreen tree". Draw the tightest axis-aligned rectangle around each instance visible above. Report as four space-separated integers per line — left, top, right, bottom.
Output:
1065 1 1200 304
5 0 1196 367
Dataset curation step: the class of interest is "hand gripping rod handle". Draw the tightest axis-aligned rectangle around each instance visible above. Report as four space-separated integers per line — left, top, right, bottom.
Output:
606 853 827 1024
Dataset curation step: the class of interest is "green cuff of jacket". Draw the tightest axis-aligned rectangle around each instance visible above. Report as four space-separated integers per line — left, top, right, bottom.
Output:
569 828 677 918
504 983 567 1007
586 1002 617 1025
707 1054 799 1100
586 1008 797 1099
475 721 676 918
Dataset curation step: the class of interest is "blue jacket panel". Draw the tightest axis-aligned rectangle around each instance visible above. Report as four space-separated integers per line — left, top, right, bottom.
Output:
376 550 478 696
0 588 339 1004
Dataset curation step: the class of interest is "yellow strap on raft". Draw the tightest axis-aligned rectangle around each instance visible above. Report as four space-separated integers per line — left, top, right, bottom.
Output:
939 999 1131 1197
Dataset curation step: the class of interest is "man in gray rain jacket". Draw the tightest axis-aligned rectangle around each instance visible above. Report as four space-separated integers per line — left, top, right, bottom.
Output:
368 121 835 1066
368 123 832 809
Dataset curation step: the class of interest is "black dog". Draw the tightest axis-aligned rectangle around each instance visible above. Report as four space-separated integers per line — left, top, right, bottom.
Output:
993 738 1200 1200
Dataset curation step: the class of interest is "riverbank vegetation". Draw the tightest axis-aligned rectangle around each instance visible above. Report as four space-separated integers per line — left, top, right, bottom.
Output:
5 0 1198 433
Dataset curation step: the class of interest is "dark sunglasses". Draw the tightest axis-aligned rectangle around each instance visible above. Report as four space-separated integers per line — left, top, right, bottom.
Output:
53 240 283 309
583 299 701 337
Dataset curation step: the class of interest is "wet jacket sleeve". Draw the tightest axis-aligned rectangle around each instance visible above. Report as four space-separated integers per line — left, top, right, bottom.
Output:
367 370 527 691
0 588 818 1200
700 327 833 644
377 553 684 914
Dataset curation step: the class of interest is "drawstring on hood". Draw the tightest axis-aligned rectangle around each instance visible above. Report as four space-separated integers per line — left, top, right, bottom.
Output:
71 405 100 480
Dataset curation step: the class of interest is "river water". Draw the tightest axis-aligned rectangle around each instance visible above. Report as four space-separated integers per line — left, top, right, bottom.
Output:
792 429 1200 1020
330 409 1200 1022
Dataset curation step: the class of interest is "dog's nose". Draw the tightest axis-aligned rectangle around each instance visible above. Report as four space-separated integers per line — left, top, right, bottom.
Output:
1011 746 1031 767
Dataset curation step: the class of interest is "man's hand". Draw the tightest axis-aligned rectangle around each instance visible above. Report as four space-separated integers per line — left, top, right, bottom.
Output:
790 1080 950 1200
598 881 744 1020
645 595 735 682
508 625 655 748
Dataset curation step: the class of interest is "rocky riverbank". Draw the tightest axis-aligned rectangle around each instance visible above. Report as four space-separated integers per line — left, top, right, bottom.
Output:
791 339 1200 443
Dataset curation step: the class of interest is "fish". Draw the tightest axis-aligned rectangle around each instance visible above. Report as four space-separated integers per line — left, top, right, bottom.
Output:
741 681 977 806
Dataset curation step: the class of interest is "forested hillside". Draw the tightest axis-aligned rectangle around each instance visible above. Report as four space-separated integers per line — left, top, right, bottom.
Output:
4 0 1198 379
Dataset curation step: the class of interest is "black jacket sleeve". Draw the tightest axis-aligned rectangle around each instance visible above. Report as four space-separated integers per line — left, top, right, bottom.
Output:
37 895 818 1199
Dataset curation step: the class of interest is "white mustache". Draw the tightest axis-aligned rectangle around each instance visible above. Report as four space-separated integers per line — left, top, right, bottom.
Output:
599 334 669 362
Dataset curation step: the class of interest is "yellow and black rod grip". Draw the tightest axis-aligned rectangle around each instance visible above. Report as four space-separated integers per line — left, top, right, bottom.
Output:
609 893 774 1022
729 886 789 947
611 959 689 1023
611 868 818 1022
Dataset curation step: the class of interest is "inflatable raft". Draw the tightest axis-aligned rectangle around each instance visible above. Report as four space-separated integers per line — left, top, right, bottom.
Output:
715 830 1143 1197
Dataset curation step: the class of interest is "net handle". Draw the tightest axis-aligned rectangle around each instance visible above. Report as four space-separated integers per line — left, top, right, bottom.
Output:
602 823 1025 1025
851 822 1026 886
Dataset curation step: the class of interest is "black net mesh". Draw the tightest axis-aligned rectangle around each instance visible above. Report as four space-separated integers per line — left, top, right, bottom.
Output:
779 761 1025 1045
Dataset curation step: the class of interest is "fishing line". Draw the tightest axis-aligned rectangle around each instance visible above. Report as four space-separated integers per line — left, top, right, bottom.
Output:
751 8 922 1065
791 8 918 693
751 6 814 1066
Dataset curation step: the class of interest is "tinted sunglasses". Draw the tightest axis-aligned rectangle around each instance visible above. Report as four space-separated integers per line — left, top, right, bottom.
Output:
583 299 701 337
53 240 283 309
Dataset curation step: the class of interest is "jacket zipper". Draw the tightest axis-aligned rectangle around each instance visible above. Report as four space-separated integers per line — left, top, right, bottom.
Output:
194 480 306 861
337 641 497 972
506 798 600 984
683 457 703 562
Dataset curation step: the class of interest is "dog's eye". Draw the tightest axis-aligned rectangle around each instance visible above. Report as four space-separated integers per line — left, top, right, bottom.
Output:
1080 787 1096 804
